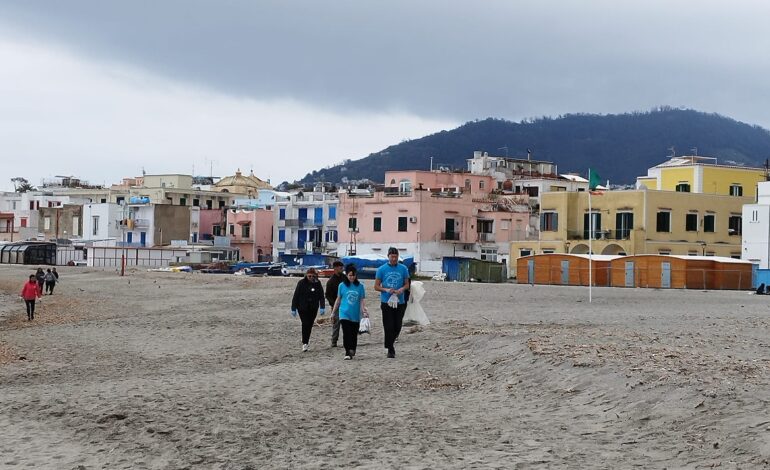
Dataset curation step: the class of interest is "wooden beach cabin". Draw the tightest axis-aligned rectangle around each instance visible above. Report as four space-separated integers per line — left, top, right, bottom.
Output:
516 254 617 286
609 255 753 290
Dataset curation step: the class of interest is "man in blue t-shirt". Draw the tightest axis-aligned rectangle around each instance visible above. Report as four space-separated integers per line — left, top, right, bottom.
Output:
374 247 410 358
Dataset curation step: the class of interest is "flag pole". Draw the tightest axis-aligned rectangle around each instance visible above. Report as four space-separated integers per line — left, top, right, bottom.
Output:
588 169 593 303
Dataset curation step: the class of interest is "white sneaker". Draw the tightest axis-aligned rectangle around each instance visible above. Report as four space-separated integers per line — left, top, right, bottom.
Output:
302 344 309 352
344 355 352 360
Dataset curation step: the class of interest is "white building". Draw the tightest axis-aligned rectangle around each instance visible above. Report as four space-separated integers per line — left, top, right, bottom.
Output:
273 188 340 257
742 181 770 268
81 203 124 244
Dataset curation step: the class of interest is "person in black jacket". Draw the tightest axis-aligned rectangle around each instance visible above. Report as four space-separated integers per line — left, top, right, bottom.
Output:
291 268 326 352
325 260 345 347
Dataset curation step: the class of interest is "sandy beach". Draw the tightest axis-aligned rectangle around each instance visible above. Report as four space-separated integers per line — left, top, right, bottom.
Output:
2 265 770 469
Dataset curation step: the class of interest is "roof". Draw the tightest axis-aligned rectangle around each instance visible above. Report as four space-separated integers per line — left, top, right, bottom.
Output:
653 156 764 172
214 169 272 190
559 174 588 183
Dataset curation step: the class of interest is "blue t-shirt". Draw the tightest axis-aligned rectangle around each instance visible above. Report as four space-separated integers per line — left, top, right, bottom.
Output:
375 262 410 304
337 282 366 322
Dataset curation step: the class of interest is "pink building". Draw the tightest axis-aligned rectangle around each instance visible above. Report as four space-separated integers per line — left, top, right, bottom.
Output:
199 209 226 240
226 208 274 261
338 170 530 274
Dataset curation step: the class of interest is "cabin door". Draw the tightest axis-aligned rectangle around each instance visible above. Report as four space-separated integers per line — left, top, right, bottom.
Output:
624 261 635 287
561 260 570 285
527 260 534 284
661 262 671 288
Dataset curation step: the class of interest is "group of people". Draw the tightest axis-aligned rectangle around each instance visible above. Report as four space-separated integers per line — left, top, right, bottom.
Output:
291 247 410 360
20 267 59 321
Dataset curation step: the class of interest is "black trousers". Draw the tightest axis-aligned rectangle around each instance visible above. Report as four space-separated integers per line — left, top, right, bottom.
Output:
340 319 360 355
45 281 55 294
24 300 35 320
381 302 406 351
298 309 318 344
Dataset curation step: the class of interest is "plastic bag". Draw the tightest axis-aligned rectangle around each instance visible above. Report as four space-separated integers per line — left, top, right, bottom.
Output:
358 317 371 334
403 281 430 326
387 293 399 308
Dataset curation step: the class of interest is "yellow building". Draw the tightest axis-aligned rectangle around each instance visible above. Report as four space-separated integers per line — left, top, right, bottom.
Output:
509 188 748 270
214 169 272 196
636 155 766 198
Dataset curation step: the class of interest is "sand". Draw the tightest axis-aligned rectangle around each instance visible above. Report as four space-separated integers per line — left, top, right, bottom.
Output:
2 265 770 469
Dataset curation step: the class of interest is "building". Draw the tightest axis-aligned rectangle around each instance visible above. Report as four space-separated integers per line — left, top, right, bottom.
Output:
338 170 532 274
509 188 748 273
226 206 274 262
38 204 83 241
636 155 767 198
742 180 770 269
214 169 272 196
274 187 339 258
81 203 124 243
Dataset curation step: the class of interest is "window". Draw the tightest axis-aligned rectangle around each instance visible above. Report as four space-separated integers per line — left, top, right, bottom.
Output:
278 229 285 242
213 225 222 236
540 212 558 231
464 179 471 190
116 196 125 205
730 184 743 197
193 199 200 207
703 214 715 232
615 212 633 239
750 209 759 223
72 216 80 236
656 211 671 232
477 220 493 234
399 179 412 193
501 220 511 230
229 224 234 235
675 183 691 192
658 250 671 255
328 205 337 220
373 217 382 232
298 208 308 221
348 217 357 230
398 217 408 232
242 224 250 238
728 215 742 235
44 217 51 230
29 201 35 210
479 180 485 190
279 208 286 220
519 249 532 257
92 216 99 236
206 200 213 209
325 230 338 243
481 248 497 262
685 213 698 232
583 212 602 240
180 198 187 206
219 201 225 209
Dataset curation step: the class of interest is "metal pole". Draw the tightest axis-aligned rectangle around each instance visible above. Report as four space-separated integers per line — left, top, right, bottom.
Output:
588 185 593 302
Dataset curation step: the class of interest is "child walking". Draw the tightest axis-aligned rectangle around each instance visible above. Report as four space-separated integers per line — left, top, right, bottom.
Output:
331 264 367 360
20 274 42 321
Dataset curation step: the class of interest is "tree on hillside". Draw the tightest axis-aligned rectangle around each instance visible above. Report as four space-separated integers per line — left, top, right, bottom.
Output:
11 177 36 193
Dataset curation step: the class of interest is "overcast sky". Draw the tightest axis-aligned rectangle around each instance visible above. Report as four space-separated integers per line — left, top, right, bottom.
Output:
2 0 769 191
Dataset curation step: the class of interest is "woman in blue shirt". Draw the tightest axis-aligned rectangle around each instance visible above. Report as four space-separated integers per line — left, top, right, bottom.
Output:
332 264 368 360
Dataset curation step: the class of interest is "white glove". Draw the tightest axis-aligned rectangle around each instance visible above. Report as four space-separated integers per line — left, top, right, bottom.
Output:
387 293 399 308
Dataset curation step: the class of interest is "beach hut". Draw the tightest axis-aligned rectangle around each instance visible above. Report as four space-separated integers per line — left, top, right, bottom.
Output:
609 255 752 290
0 241 56 266
516 253 616 286
441 257 506 283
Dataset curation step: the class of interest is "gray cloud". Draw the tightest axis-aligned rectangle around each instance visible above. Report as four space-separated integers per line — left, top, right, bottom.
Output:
3 0 770 125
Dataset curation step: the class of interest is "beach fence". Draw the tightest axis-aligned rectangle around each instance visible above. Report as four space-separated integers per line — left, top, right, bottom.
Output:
517 253 753 290
86 246 189 268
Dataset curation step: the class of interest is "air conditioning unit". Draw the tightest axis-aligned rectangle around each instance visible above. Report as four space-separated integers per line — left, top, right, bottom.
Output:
409 216 417 223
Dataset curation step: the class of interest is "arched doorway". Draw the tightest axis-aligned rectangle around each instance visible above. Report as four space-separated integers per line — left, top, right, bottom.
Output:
601 244 626 255
570 243 590 254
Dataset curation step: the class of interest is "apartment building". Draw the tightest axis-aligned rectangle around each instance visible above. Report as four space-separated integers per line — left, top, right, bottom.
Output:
273 187 340 258
636 155 766 197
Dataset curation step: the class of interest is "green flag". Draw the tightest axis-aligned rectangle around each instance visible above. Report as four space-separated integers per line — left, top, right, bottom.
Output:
588 168 602 190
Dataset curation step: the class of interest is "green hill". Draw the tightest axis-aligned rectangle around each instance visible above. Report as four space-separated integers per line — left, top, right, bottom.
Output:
299 108 770 185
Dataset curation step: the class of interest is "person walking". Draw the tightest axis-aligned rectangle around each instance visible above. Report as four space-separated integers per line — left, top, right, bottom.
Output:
291 268 326 352
20 274 42 321
52 267 59 281
325 260 345 348
44 268 57 295
35 268 45 293
374 247 410 358
331 264 367 360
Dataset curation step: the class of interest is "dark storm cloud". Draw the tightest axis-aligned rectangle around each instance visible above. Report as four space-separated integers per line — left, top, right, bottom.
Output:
2 0 770 122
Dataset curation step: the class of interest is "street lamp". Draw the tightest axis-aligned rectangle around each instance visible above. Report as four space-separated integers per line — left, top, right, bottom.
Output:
700 242 707 256
565 240 571 254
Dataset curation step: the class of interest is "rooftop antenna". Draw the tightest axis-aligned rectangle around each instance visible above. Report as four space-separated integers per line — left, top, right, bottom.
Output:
527 148 532 161
691 147 698 156
668 146 676 158
142 167 146 177
498 146 509 157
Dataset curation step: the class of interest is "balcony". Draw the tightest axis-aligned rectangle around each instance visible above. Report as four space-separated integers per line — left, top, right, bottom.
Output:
441 231 460 241
284 219 323 228
383 187 412 197
133 218 150 228
478 232 495 243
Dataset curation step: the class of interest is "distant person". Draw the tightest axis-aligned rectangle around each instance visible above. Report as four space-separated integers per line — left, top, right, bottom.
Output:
374 247 410 358
331 264 367 360
291 268 326 352
35 268 45 292
20 274 42 321
52 268 59 281
325 260 345 348
44 268 56 295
